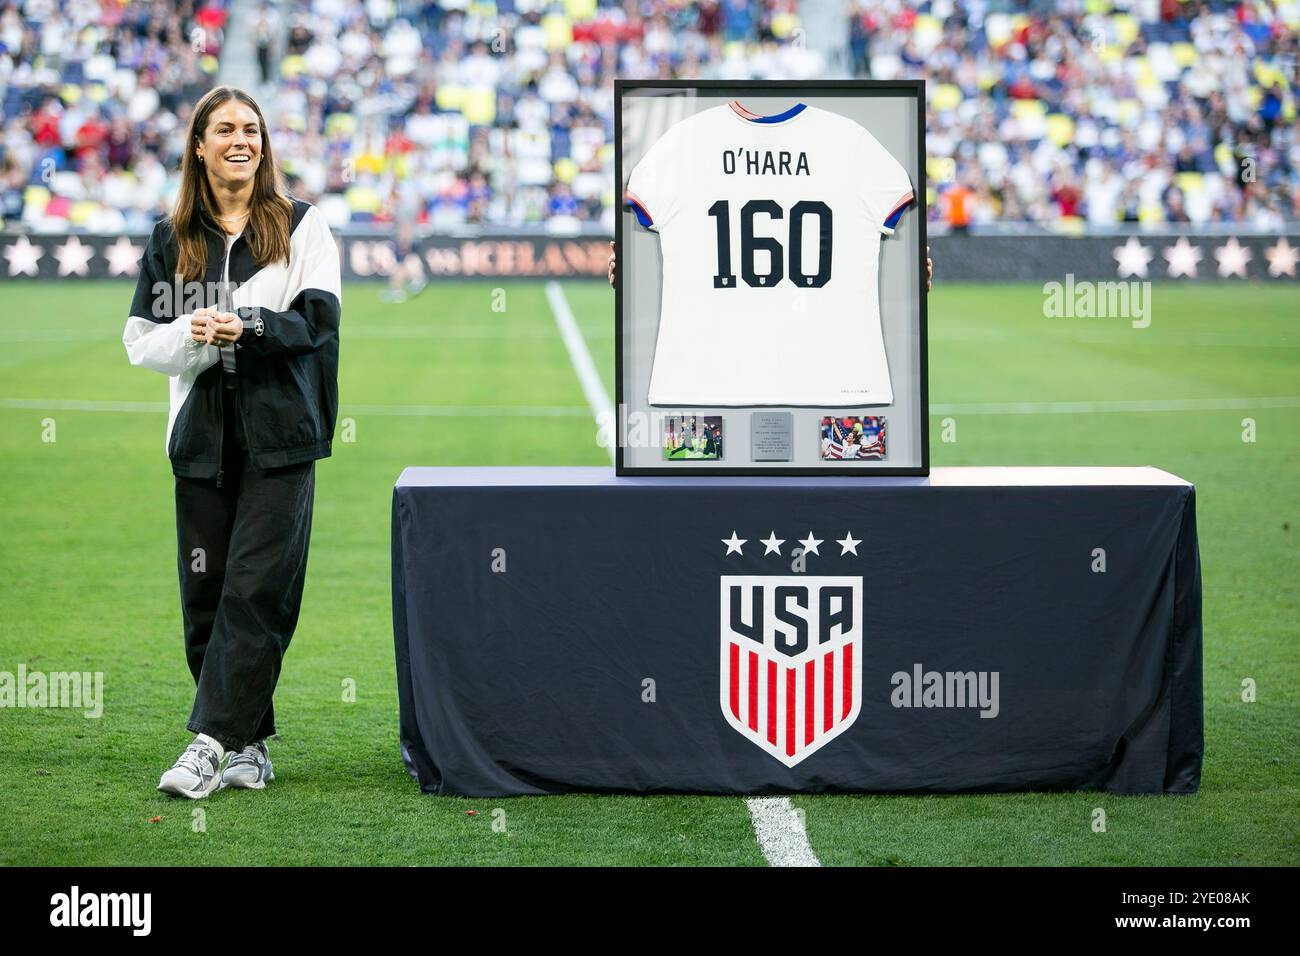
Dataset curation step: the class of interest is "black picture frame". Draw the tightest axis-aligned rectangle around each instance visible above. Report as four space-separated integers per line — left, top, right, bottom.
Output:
614 78 930 477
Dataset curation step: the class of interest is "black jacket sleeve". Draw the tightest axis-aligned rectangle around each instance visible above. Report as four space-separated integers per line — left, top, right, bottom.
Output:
236 206 342 358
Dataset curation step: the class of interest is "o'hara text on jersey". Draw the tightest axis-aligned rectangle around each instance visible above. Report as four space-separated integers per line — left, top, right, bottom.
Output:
723 148 810 177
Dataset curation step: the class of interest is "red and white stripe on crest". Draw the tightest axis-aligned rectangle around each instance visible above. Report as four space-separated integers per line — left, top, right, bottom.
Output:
726 641 854 759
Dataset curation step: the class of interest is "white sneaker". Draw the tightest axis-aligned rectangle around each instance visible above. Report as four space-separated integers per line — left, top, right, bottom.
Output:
157 735 224 799
221 739 274 790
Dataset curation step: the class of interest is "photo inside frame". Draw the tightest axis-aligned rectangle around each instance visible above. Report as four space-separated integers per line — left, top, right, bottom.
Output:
662 415 724 460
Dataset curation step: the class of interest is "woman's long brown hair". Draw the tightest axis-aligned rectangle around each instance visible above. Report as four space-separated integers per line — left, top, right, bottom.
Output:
172 87 293 282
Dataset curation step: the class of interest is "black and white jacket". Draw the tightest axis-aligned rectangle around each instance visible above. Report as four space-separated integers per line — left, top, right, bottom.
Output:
123 198 342 480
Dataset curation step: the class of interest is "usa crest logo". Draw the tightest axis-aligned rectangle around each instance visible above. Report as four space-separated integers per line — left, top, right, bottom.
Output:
720 576 863 766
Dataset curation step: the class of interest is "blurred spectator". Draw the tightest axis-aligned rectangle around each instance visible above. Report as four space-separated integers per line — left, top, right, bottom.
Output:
940 177 973 232
252 2 281 88
0 0 1295 234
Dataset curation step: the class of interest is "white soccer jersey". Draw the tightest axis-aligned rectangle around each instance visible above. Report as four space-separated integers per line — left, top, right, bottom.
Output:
626 101 914 407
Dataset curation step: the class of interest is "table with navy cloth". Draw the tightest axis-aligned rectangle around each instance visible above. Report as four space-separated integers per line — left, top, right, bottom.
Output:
391 466 1202 797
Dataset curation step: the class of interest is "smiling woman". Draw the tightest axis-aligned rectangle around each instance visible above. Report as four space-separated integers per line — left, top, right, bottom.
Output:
173 90 292 293
120 86 342 800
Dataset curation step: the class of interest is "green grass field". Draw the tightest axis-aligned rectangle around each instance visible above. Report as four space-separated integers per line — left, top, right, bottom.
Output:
0 279 1296 866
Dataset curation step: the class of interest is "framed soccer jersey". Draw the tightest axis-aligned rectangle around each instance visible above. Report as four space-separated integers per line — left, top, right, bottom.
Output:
616 81 929 476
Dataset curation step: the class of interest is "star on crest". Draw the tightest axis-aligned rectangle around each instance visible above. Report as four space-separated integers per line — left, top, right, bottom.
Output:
796 532 822 556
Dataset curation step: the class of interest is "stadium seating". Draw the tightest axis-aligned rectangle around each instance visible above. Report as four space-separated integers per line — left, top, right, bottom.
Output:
1 0 1295 233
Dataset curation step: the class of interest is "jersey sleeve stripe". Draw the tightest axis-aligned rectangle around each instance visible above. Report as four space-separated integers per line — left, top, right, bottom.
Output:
883 191 915 230
624 190 654 227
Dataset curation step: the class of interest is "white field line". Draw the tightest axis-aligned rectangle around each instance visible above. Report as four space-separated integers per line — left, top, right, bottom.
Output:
1 398 169 413
932 396 1300 415
0 398 591 417
543 281 615 464
746 797 822 867
343 404 590 418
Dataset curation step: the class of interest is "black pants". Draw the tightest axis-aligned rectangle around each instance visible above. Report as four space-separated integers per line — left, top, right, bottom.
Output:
174 383 315 753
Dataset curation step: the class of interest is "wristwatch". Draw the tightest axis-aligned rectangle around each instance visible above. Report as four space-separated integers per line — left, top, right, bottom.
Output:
236 306 265 337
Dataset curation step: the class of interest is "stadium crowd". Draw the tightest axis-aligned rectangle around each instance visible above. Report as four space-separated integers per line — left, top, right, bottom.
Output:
0 0 1295 234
